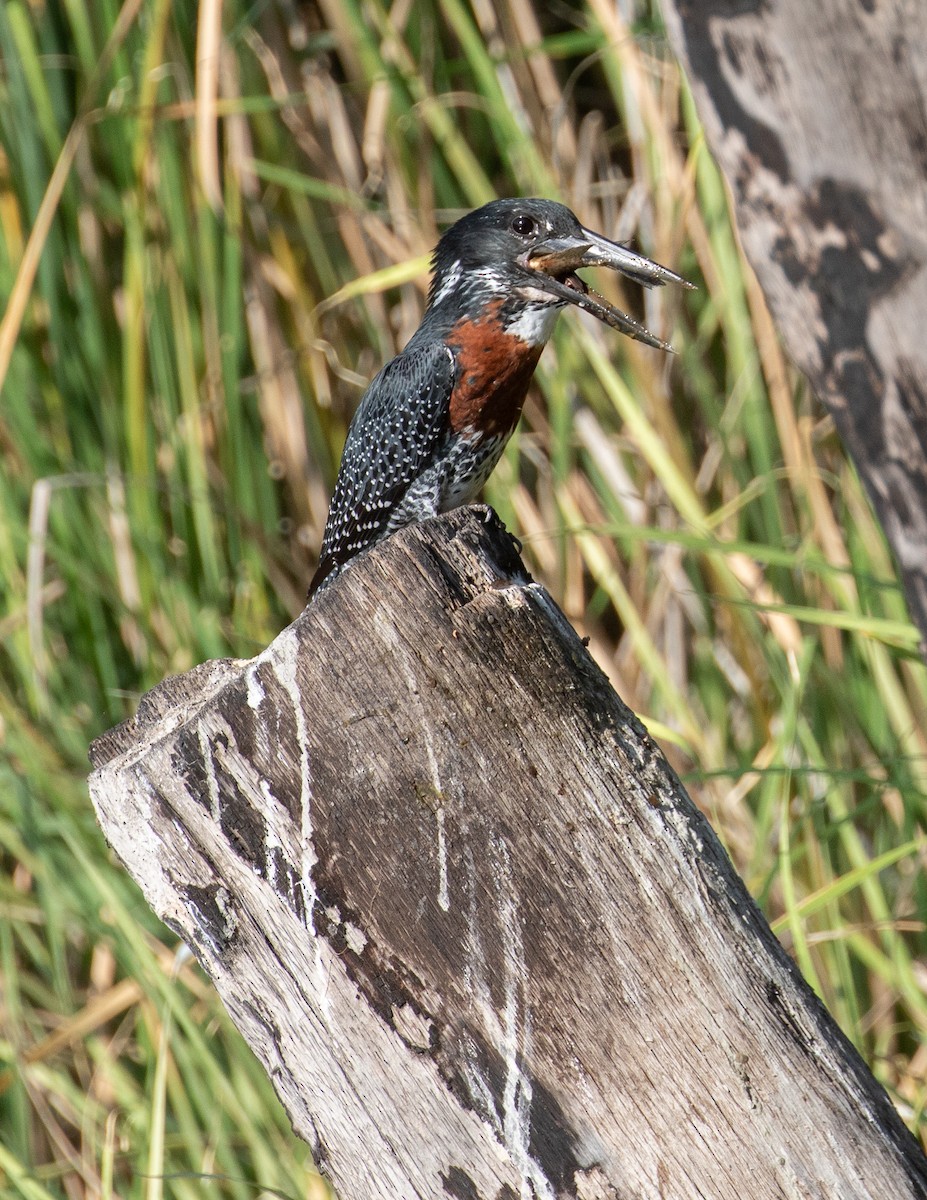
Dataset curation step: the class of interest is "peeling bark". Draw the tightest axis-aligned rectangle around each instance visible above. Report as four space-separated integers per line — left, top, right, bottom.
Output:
662 0 927 651
89 510 927 1199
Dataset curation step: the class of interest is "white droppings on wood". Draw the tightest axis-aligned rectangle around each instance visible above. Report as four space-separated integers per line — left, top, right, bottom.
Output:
252 762 296 900
244 662 270 753
258 777 277 813
271 632 315 918
494 838 553 1200
246 663 265 712
435 805 450 912
463 839 554 1200
271 628 329 1007
212 885 239 942
343 921 367 955
392 1001 435 1052
263 805 281 892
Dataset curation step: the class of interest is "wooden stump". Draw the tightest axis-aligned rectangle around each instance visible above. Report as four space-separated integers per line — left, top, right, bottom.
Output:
89 509 927 1199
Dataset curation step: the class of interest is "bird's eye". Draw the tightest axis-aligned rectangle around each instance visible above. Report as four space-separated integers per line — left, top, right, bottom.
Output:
512 214 536 237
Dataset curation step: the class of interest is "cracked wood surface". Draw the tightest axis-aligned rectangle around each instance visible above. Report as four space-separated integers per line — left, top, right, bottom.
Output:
662 0 927 652
89 509 927 1200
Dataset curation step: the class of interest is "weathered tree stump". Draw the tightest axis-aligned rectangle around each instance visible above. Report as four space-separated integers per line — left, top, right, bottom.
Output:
89 509 927 1199
662 0 927 651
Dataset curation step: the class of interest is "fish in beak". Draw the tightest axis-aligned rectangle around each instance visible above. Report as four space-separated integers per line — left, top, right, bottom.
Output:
520 227 694 351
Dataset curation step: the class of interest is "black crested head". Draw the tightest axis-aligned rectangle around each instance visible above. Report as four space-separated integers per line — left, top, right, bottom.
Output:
427 199 584 305
424 197 693 349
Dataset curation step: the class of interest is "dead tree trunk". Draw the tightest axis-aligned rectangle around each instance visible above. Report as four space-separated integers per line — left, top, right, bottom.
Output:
89 509 927 1200
661 0 927 653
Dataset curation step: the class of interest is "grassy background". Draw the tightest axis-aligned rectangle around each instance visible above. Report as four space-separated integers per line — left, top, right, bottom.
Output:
1 0 926 1195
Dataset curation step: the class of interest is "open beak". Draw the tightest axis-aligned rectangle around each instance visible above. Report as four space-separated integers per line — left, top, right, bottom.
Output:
521 228 694 351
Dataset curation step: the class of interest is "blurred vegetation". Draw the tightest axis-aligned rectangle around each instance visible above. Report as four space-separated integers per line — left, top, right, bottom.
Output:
0 0 925 1194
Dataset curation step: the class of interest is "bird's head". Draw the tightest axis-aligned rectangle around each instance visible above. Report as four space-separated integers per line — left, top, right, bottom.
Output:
426 198 693 350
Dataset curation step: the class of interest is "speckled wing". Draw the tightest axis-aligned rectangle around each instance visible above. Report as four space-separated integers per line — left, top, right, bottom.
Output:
308 341 457 597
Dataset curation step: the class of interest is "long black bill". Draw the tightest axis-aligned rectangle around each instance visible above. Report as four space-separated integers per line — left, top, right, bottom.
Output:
575 226 693 290
520 230 693 351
